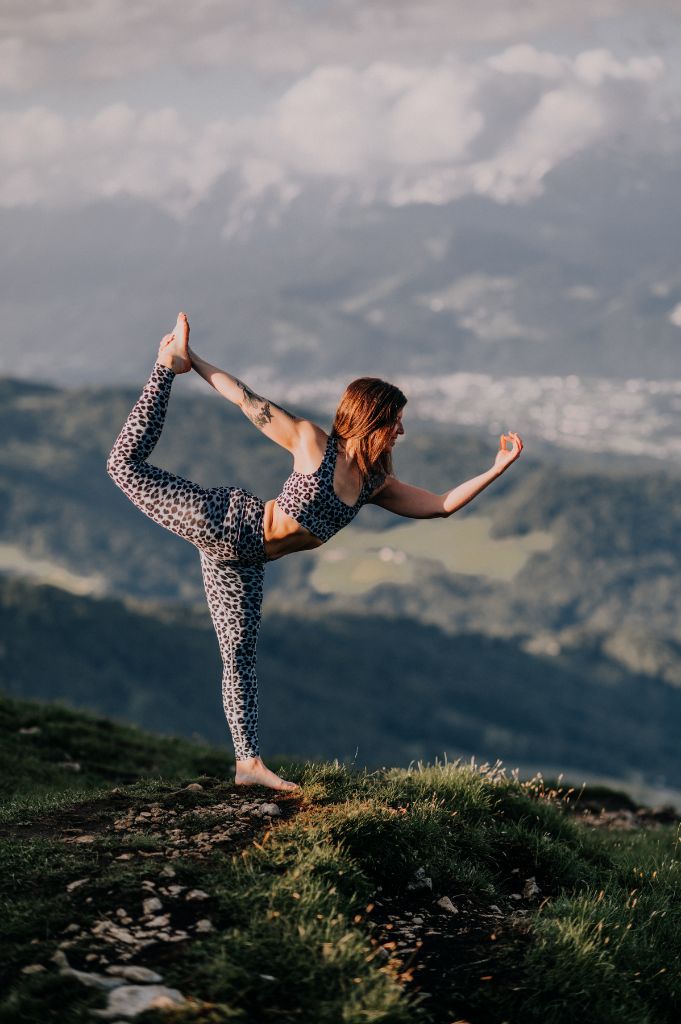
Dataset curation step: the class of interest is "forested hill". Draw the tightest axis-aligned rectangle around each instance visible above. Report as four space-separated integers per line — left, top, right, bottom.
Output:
2 375 681 794
3 572 681 795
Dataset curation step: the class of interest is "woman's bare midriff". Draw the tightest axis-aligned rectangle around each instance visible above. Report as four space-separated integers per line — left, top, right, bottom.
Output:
262 498 324 561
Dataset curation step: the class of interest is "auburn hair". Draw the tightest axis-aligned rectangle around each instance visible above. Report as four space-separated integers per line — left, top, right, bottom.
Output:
330 377 407 479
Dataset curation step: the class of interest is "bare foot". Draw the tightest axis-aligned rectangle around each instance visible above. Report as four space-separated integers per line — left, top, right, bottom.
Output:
157 312 191 373
235 756 300 792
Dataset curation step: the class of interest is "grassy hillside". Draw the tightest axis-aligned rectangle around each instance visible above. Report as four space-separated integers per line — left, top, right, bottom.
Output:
2 695 680 1024
3 574 681 789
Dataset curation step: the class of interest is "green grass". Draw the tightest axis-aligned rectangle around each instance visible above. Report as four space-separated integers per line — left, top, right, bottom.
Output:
0 692 234 804
1 694 680 1023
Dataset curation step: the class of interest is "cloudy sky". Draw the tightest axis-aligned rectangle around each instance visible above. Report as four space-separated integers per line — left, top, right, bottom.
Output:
2 0 680 412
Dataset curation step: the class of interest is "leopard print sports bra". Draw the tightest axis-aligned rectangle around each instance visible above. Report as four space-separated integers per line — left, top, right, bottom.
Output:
275 433 385 543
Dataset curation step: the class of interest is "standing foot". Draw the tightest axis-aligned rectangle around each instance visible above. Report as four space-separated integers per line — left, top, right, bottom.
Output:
235 756 300 792
157 312 191 374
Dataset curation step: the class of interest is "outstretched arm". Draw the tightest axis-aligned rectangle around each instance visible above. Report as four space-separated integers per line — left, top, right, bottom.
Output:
189 347 311 452
370 432 523 518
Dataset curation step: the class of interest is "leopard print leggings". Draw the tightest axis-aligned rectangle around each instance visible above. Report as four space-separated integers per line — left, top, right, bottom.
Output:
106 362 267 760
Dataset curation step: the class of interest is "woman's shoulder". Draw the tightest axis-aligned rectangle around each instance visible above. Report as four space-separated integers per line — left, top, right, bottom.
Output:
289 420 331 473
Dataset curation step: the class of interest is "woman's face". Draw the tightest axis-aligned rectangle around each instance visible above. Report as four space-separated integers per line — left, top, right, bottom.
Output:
388 409 405 448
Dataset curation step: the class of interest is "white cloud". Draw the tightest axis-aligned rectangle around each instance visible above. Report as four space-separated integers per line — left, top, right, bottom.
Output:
471 87 604 202
669 302 681 327
0 1 667 89
487 44 566 78
270 62 483 178
574 49 664 86
418 274 546 342
0 35 668 219
0 103 236 215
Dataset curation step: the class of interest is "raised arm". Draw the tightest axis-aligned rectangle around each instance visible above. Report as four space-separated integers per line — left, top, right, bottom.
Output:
189 347 312 453
370 432 523 518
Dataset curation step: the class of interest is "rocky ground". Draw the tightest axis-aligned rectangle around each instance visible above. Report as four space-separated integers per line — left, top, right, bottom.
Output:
9 780 302 1019
6 774 680 1022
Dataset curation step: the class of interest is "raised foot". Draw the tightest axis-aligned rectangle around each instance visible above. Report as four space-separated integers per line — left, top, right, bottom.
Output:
235 757 300 792
157 312 191 374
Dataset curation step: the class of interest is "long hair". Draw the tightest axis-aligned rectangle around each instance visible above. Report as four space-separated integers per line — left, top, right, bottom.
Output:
331 377 407 478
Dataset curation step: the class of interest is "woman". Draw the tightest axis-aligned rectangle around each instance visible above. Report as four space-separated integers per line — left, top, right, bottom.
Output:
107 313 523 791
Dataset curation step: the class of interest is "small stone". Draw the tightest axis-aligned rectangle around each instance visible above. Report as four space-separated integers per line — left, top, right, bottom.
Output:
74 835 96 844
106 926 137 945
412 915 424 924
489 904 503 915
66 878 89 893
160 865 176 878
91 984 186 1019
59 761 81 772
85 954 98 963
145 915 170 929
167 885 186 896
258 803 282 817
523 877 541 900
115 853 134 861
435 897 459 914
105 965 163 983
407 867 433 893
62 923 80 935
185 783 203 792
142 897 163 915
115 908 127 920
510 893 522 901
110 787 123 795
194 918 214 934
19 726 41 735
185 889 209 902
21 964 45 975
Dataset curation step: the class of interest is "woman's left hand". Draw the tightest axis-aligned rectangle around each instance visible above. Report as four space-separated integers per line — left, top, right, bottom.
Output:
494 431 523 473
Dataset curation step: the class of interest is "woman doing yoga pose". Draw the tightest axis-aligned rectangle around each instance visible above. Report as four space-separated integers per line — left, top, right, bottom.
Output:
107 313 523 791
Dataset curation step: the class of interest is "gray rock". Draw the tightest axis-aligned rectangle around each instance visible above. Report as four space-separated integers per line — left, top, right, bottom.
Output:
142 897 162 915
106 925 137 945
407 867 433 892
523 877 541 899
66 878 89 893
184 783 203 792
258 803 282 817
144 914 170 929
185 889 209 902
159 865 176 878
194 918 214 934
435 897 459 914
21 964 45 975
92 984 186 1019
51 951 125 991
105 965 163 983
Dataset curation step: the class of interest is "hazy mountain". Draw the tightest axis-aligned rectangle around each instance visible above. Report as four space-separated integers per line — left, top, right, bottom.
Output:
2 573 681 792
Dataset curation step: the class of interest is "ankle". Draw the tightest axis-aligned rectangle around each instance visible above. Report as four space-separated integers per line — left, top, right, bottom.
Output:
236 756 263 769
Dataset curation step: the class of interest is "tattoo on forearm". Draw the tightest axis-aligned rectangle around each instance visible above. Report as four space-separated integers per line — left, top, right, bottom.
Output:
235 379 299 430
